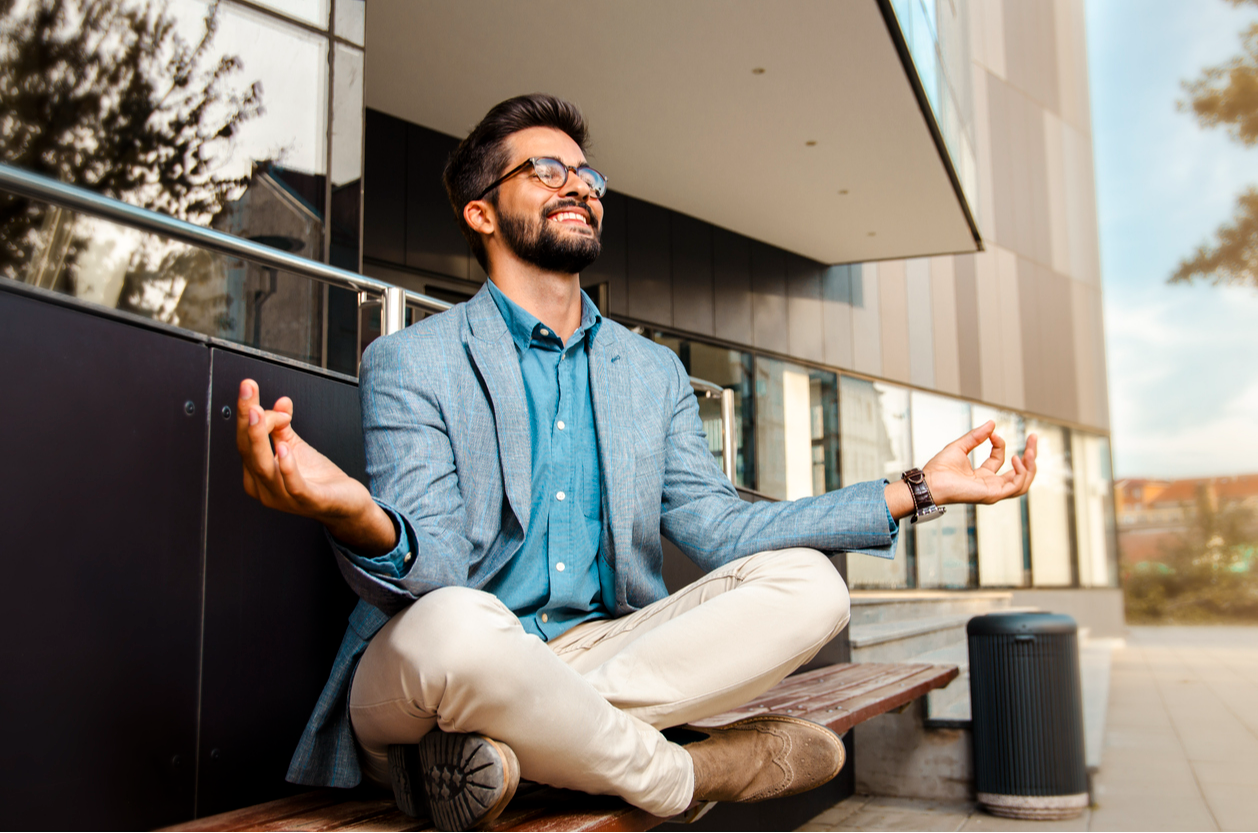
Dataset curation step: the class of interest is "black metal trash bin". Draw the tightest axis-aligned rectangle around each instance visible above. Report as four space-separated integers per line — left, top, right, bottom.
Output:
968 612 1088 820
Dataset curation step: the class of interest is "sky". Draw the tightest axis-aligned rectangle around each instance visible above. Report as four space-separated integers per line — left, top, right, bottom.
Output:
1087 0 1258 479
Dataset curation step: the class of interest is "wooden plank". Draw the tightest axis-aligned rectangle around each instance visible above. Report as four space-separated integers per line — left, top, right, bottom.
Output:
167 662 958 833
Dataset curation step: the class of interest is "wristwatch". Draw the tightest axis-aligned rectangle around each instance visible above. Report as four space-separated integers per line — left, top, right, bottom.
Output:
901 468 946 524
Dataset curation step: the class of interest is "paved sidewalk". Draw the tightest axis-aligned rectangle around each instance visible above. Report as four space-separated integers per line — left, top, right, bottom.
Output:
799 626 1258 832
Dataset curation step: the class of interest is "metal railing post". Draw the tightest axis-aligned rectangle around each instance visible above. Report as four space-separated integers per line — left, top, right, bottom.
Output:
720 387 737 483
381 286 406 336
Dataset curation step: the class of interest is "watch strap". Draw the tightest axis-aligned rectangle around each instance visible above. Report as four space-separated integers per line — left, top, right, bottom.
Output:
901 468 946 524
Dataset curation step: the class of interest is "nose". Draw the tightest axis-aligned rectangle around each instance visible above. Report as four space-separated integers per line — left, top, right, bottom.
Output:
560 168 593 200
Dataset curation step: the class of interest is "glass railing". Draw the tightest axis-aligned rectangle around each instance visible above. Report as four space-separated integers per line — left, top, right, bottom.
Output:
0 163 737 480
885 0 980 230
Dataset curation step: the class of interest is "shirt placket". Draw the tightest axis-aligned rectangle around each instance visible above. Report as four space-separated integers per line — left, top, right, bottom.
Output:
539 331 579 636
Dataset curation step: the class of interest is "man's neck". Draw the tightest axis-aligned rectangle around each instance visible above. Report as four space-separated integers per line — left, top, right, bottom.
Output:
488 259 584 343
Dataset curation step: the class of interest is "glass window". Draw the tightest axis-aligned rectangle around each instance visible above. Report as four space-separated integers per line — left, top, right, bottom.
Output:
651 334 755 489
333 0 365 45
841 377 912 589
1026 419 1076 586
910 391 974 588
755 358 838 501
1073 431 1119 587
971 406 1029 587
247 0 330 29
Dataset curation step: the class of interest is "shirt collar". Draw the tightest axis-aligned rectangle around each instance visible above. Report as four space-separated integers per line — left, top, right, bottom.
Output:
486 279 602 351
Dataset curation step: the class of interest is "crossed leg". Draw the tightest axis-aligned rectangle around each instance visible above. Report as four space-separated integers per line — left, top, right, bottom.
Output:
348 547 849 818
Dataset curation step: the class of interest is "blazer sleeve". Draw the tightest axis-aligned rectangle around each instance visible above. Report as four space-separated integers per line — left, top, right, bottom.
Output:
327 331 475 615
655 351 900 574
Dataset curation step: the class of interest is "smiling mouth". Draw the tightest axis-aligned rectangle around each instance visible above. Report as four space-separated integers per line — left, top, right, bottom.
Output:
547 209 590 227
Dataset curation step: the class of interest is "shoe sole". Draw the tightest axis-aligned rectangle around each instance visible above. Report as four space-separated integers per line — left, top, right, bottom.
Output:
416 732 520 831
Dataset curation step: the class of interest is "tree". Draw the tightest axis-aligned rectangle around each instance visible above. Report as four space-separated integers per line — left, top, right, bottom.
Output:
1172 0 1258 286
1124 486 1258 622
0 0 262 283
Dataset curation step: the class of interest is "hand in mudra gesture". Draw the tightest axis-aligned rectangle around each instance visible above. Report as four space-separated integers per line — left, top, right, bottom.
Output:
235 379 397 554
921 421 1038 506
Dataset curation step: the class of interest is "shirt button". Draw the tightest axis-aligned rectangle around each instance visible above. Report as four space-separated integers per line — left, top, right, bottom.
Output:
556 562 566 572
540 328 550 337
557 420 566 430
556 491 566 501
541 613 549 623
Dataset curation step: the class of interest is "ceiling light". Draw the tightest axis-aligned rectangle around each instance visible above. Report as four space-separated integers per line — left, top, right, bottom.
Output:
805 140 817 146
751 67 766 74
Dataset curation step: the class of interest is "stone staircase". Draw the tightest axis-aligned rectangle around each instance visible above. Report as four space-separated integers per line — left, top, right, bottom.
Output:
849 590 1030 723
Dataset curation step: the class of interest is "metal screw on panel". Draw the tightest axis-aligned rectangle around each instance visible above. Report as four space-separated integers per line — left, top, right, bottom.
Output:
171 754 183 767
210 748 222 761
184 400 195 416
221 405 232 420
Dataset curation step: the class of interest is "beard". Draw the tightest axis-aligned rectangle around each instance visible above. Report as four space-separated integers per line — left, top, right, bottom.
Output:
497 199 601 274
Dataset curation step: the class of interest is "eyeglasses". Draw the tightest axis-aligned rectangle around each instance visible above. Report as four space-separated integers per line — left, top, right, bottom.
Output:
476 157 608 200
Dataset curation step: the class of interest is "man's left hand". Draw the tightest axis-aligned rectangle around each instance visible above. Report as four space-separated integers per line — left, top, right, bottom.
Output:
924 421 1038 506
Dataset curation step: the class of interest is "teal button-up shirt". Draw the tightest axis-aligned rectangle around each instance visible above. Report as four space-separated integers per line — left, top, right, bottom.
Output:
481 280 609 640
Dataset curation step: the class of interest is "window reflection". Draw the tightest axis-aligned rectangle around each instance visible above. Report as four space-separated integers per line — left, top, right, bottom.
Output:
1073 431 1119 587
651 334 755 489
971 406 1029 587
841 377 912 588
1026 419 1077 587
755 358 838 501
910 391 973 588
1 0 343 368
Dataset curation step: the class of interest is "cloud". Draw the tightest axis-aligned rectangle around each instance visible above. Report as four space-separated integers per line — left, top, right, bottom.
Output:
1105 284 1258 477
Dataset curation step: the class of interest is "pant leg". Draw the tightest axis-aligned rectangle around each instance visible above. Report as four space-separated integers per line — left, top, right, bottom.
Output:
348 586 693 817
548 547 850 729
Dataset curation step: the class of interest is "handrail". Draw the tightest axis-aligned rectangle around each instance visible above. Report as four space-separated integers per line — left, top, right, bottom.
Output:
0 162 737 482
0 163 452 331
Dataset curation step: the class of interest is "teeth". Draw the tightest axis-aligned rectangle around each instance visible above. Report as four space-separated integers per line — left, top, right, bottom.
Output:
550 211 587 224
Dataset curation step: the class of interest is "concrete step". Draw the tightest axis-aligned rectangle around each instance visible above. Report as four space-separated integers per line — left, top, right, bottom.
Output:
849 590 1015 626
850 613 970 663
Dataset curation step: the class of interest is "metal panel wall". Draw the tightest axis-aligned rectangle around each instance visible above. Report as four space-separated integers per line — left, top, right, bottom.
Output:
195 350 363 817
0 288 206 830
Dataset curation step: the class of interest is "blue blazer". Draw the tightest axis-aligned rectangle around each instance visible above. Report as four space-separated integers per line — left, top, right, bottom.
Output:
287 284 899 787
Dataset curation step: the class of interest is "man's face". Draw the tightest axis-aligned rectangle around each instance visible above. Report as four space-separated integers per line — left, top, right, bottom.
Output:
491 126 603 274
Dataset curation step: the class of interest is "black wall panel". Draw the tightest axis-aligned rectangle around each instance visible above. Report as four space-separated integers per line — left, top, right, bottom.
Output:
364 108 407 266
787 253 824 363
0 289 206 830
582 190 627 314
405 124 470 280
670 212 714 337
750 241 789 354
712 227 753 344
195 349 362 817
625 196 673 326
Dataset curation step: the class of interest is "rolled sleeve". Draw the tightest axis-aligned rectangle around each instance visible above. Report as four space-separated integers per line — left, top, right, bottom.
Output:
324 499 417 580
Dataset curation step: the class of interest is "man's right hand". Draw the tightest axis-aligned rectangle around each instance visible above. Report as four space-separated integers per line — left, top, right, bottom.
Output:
236 379 399 557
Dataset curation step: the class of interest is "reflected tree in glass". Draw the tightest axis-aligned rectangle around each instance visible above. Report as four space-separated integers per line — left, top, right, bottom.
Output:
0 0 263 284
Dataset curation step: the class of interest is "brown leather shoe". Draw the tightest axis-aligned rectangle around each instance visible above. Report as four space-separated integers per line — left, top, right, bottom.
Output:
682 715 846 803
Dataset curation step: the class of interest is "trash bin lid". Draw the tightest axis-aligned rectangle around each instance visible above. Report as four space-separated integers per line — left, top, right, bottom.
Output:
967 611 1077 636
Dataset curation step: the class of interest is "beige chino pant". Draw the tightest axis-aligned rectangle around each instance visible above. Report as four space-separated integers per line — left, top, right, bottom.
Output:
348 547 850 818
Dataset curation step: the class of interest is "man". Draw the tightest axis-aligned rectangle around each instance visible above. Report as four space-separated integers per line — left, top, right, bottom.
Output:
235 94 1037 831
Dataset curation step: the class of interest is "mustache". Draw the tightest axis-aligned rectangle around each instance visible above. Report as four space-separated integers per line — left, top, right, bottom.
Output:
543 199 599 231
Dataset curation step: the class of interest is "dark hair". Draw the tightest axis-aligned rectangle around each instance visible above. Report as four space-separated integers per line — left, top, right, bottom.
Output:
443 94 590 271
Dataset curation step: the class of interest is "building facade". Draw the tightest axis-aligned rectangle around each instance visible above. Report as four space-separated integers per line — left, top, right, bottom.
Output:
0 0 1119 818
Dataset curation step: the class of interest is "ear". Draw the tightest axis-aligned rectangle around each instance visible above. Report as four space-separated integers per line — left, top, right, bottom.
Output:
464 199 495 236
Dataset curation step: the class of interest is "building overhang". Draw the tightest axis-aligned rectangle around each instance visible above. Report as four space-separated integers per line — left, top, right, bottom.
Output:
364 0 979 265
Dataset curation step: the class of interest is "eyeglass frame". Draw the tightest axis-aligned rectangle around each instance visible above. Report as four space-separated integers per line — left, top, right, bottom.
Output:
475 156 608 201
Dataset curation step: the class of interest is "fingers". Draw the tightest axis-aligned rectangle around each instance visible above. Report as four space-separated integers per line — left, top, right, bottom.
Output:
952 420 996 455
274 439 309 506
978 431 1007 474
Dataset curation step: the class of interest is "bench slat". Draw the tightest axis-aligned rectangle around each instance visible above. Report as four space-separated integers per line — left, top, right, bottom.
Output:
166 662 957 832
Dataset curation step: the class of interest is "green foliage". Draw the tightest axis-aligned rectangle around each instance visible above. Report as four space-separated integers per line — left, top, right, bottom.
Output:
0 0 262 280
1124 490 1258 623
1174 0 1258 288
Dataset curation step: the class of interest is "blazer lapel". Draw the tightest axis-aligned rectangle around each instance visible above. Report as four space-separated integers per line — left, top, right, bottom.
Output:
465 287 532 533
588 325 636 595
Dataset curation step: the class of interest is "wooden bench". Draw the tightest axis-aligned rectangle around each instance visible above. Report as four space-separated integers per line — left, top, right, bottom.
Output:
167 662 957 832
